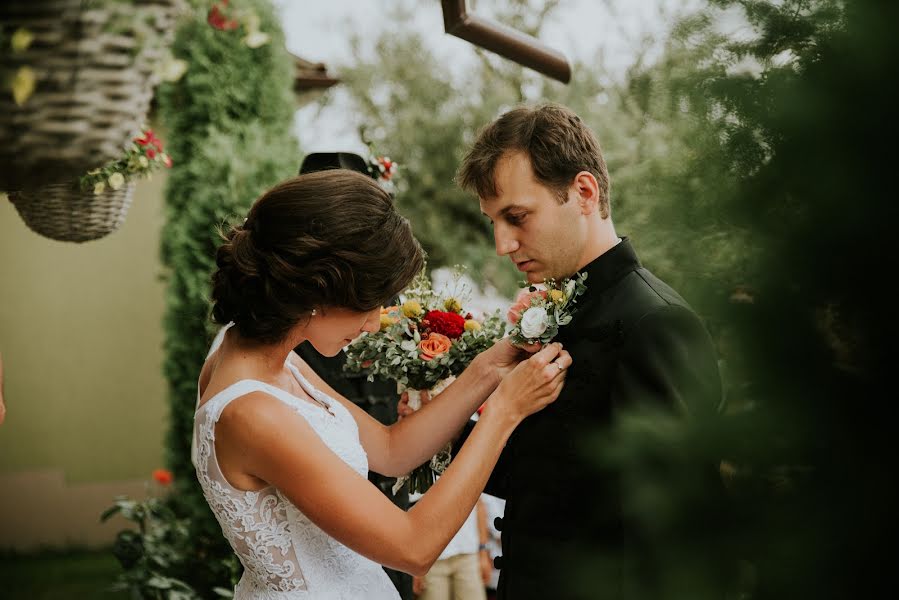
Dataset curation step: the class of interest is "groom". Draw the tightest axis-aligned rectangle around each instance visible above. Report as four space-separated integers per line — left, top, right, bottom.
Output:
455 104 723 599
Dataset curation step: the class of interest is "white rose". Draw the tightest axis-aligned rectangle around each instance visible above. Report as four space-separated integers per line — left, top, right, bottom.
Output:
520 306 549 339
108 172 125 190
244 31 270 48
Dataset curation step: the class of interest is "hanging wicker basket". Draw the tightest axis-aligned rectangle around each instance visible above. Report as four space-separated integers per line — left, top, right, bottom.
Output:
0 0 180 192
8 181 136 243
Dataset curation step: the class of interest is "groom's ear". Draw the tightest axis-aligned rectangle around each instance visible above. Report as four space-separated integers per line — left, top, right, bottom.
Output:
572 171 600 215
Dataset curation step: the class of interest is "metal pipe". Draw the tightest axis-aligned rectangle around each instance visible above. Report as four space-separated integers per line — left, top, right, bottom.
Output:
441 0 571 84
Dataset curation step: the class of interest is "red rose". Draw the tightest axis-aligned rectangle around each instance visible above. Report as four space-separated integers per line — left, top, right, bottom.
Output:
422 310 465 339
146 147 157 159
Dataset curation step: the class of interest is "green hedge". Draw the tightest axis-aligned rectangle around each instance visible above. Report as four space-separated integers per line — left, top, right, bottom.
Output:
109 1 299 596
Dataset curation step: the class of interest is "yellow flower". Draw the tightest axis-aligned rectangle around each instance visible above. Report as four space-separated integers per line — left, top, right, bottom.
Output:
379 314 397 330
402 300 423 318
549 289 566 304
464 319 481 332
11 66 36 106
443 297 462 313
108 172 125 190
11 28 34 53
93 181 106 195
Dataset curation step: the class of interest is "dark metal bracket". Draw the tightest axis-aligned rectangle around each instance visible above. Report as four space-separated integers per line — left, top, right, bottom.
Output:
441 0 571 84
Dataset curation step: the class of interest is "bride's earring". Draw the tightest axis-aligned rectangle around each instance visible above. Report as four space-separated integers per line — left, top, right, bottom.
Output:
311 309 317 316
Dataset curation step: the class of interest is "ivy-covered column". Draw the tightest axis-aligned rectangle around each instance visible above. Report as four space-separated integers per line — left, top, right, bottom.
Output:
157 0 297 592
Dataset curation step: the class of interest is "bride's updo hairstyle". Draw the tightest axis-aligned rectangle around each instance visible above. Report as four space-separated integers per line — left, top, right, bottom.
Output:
211 169 424 344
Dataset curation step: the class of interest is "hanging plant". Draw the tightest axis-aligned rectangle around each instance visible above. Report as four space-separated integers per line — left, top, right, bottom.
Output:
81 127 173 196
0 0 182 192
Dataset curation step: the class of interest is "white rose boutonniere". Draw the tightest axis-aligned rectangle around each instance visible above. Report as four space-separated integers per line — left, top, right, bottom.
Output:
507 272 588 345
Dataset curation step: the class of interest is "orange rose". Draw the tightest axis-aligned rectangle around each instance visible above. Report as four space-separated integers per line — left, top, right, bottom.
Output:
419 332 452 360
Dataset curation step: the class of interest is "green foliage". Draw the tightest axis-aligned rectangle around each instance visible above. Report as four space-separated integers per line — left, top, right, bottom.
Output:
570 1 898 598
107 1 298 597
102 494 239 599
336 0 747 311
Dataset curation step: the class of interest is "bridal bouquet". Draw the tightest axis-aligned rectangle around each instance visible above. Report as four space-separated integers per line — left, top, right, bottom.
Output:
345 267 505 494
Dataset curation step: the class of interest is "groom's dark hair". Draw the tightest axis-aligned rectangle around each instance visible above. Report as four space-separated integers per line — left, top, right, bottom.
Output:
457 103 611 218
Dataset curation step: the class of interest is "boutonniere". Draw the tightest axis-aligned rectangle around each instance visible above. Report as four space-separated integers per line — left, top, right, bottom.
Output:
507 272 588 345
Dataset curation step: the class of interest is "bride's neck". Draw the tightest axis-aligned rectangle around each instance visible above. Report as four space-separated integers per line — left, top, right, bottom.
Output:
223 327 305 377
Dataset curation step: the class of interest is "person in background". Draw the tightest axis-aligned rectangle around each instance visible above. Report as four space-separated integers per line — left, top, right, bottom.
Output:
293 151 412 599
412 495 491 600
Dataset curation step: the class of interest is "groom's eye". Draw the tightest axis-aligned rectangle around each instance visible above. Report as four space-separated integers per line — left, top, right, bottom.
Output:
506 213 526 225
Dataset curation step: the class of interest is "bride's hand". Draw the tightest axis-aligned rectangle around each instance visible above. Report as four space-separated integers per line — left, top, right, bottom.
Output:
482 342 571 424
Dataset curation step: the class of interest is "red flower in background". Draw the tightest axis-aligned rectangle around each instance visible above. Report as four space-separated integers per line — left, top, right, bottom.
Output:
208 0 239 31
422 310 465 339
152 468 173 486
135 129 163 152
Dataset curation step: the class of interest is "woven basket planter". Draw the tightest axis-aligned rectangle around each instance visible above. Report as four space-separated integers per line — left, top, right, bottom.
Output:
9 181 136 243
0 0 180 192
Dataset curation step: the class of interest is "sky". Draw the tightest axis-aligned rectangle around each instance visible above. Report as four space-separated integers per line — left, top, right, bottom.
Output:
272 0 699 153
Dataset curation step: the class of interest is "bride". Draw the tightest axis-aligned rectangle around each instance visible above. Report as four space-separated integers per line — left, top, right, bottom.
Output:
193 169 571 599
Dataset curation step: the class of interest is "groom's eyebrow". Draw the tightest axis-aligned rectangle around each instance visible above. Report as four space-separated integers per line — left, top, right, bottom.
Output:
499 205 526 217
481 204 526 220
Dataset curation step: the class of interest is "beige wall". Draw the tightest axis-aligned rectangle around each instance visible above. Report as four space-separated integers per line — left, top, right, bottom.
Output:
0 171 170 551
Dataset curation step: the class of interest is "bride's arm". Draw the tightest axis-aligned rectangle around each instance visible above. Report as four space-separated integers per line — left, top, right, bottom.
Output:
293 340 531 477
220 345 566 575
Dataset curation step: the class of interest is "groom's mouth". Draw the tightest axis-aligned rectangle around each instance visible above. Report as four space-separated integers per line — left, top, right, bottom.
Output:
515 259 535 272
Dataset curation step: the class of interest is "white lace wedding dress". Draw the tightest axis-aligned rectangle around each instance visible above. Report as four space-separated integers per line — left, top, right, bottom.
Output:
192 325 401 599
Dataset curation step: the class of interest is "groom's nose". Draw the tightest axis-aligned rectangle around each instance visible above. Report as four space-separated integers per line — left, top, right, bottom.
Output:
493 225 519 256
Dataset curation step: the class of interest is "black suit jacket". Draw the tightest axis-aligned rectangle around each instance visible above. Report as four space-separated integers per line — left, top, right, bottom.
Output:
461 238 722 599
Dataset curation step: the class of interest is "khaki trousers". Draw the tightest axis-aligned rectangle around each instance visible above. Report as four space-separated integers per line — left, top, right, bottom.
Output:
418 552 487 600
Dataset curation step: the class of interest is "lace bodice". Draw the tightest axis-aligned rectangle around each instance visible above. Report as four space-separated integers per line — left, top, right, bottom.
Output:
192 325 400 599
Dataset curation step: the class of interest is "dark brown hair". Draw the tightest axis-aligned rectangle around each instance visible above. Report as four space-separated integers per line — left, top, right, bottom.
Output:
211 169 424 343
457 103 611 217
